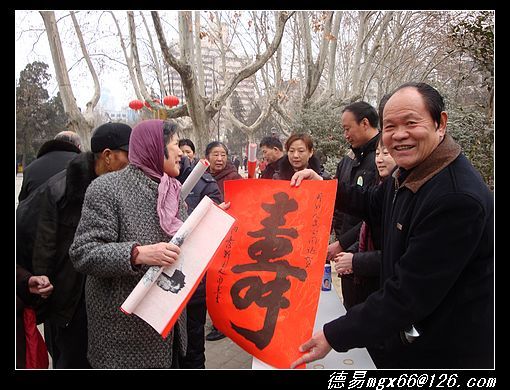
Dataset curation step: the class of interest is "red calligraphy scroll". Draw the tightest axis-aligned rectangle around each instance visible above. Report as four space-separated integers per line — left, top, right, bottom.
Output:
206 179 337 368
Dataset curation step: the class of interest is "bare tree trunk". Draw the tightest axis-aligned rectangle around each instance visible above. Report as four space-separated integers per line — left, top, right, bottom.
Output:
296 18 304 99
109 11 142 100
128 11 152 112
177 11 210 156
322 11 342 100
270 100 293 136
221 12 277 142
350 11 368 99
140 11 167 97
194 11 205 95
70 11 101 128
40 11 94 150
224 97 273 143
299 11 333 105
357 12 394 99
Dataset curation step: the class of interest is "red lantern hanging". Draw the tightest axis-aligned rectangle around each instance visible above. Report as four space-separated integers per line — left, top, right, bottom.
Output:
163 95 179 108
128 99 144 111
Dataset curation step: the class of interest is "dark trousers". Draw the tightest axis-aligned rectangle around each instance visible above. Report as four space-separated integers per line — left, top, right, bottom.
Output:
178 293 207 369
44 297 90 369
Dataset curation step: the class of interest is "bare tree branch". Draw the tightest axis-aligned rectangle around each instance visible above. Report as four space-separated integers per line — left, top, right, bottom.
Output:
209 11 294 113
70 11 100 113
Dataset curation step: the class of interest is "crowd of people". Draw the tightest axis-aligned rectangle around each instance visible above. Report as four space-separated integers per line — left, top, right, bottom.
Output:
15 82 493 370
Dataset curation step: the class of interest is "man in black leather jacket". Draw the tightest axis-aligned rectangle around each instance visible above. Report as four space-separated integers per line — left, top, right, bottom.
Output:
327 101 381 310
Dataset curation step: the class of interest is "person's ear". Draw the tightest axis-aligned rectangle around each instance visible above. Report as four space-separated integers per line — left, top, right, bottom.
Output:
102 149 113 170
437 111 448 140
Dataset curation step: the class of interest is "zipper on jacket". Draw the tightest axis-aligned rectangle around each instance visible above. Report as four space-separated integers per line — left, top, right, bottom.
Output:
392 178 399 206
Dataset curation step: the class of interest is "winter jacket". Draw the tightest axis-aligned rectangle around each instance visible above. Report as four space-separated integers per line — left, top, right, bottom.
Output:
177 158 223 213
259 156 285 179
17 184 48 274
332 134 380 309
332 133 380 250
31 152 97 327
69 164 188 368
209 161 243 198
341 175 389 310
18 139 81 202
323 134 494 368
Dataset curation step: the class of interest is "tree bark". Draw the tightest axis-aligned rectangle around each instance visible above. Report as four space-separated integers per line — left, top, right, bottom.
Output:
109 11 142 100
40 11 93 150
153 11 293 156
194 11 205 95
70 11 100 129
322 11 342 101
299 11 333 105
128 11 153 114
140 11 167 97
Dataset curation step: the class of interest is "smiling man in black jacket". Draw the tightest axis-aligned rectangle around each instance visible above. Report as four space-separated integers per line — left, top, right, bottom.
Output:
290 82 494 369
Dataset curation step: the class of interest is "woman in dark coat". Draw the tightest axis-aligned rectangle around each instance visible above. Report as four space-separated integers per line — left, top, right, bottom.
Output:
205 141 242 198
203 141 242 342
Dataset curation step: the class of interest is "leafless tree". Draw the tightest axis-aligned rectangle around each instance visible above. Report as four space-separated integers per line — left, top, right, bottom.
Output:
152 10 294 155
40 11 100 150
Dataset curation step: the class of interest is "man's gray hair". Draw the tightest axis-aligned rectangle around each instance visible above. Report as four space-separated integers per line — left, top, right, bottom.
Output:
54 131 81 150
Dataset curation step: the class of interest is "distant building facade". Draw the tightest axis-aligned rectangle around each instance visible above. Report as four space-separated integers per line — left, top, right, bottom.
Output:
163 37 257 140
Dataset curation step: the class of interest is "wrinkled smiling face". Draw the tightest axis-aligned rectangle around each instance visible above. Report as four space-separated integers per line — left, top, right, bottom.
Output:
207 146 228 174
382 88 446 170
163 134 183 177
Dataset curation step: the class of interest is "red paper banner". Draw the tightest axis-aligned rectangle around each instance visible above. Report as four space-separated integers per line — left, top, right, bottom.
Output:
206 179 337 368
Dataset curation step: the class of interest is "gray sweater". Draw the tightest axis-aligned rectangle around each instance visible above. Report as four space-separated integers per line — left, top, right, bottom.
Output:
70 164 187 368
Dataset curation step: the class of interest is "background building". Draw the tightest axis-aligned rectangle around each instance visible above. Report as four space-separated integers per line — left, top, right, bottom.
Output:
163 37 258 141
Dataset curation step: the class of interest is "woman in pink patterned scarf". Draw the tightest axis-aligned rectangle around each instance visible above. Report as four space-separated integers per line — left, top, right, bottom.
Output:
70 119 189 369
